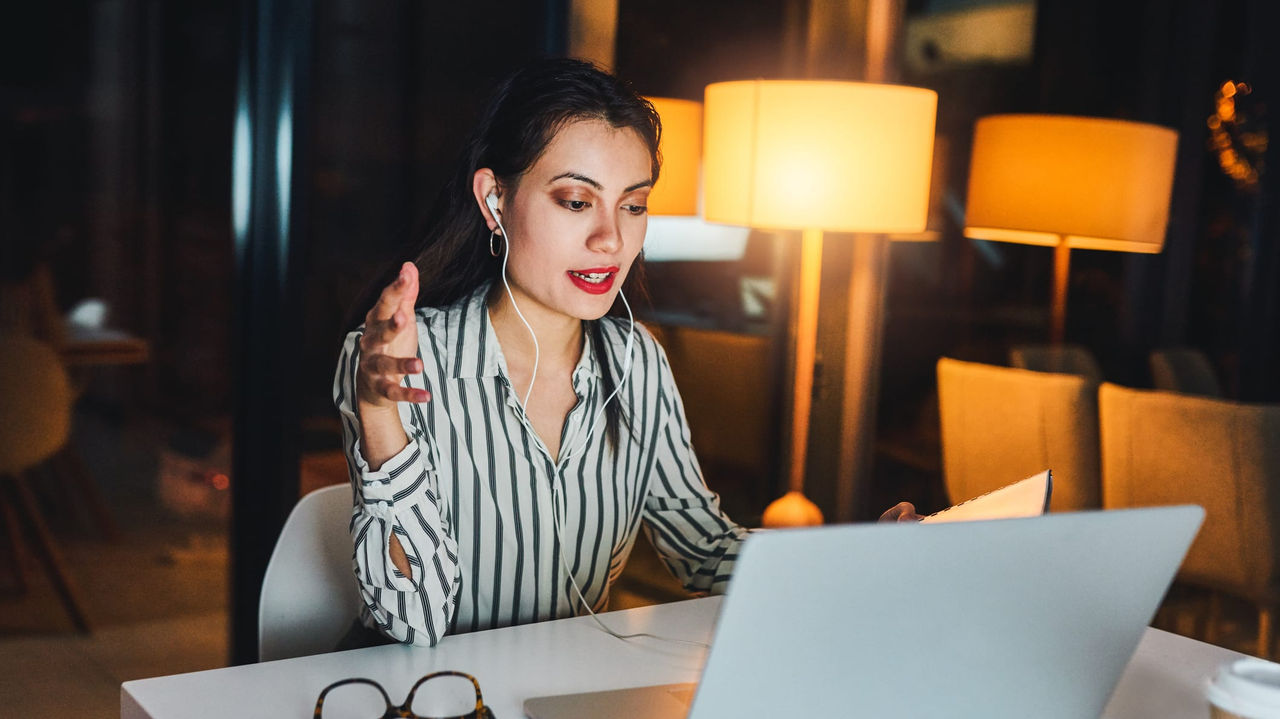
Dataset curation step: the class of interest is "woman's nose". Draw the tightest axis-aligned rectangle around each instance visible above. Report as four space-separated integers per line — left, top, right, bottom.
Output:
586 211 623 253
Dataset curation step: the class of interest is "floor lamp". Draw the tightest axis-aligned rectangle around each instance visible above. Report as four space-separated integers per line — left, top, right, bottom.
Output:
964 115 1179 344
702 80 936 527
644 97 702 217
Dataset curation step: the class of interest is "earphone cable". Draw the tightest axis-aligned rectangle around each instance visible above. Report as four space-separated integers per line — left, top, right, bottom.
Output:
557 289 635 466
490 200 700 649
491 211 539 409
551 484 710 650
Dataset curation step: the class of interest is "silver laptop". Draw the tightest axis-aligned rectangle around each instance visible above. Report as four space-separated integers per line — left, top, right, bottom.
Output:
525 505 1203 719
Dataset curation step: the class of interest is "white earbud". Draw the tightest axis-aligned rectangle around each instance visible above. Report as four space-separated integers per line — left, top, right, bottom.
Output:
485 192 499 213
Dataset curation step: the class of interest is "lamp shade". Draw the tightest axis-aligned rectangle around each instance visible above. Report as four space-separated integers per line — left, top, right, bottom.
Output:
702 80 937 233
646 97 702 216
965 114 1179 252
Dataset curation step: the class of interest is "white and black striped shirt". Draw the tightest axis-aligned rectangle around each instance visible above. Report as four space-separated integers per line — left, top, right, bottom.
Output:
334 282 749 646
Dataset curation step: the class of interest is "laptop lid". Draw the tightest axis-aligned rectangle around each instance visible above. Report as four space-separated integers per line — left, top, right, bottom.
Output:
687 505 1203 719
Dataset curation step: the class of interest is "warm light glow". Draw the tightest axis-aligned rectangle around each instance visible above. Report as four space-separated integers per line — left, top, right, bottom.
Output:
964 114 1178 252
702 80 937 233
762 490 824 527
646 97 702 216
1208 80 1264 191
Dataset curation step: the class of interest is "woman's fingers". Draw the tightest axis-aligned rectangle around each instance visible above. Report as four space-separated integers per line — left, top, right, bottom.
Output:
368 269 408 324
878 501 922 523
356 262 426 409
398 262 419 317
360 310 404 348
364 352 421 377
375 379 430 404
364 264 420 346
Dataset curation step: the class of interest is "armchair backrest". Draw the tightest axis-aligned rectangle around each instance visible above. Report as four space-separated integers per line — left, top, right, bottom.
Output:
1009 344 1103 384
1099 383 1280 599
937 357 1100 512
1149 348 1223 398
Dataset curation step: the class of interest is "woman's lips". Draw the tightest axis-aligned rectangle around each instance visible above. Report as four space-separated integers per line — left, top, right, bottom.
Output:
567 266 619 295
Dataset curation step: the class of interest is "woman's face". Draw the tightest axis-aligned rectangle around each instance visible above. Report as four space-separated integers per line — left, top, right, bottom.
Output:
493 118 652 324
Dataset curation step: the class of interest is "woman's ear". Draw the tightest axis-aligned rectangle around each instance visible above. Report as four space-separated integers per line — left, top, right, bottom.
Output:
472 169 501 231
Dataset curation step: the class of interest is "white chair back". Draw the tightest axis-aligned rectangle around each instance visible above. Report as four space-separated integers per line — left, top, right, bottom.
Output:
258 484 361 662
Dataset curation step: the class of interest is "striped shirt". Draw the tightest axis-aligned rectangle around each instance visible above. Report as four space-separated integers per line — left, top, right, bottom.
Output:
334 282 749 646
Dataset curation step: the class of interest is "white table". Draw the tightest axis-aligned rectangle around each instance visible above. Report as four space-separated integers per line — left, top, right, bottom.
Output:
121 597 1243 718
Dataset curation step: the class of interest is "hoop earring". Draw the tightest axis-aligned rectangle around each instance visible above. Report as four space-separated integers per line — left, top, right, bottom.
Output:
489 229 502 257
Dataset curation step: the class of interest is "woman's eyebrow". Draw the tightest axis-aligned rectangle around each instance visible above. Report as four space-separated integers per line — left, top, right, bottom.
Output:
547 172 653 194
548 171 602 189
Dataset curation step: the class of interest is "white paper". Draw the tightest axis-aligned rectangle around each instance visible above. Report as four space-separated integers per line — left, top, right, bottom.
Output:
921 470 1053 524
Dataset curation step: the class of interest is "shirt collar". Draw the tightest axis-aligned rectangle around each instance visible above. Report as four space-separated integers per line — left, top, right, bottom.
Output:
448 281 600 382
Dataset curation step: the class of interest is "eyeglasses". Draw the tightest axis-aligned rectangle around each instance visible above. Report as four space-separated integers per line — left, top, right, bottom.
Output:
314 670 496 719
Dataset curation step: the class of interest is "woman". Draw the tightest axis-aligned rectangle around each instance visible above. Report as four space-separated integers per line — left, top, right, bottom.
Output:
335 58 753 647
335 58 918 648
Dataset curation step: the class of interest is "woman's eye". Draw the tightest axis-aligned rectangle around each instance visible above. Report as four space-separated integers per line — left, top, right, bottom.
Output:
623 204 648 216
561 199 590 211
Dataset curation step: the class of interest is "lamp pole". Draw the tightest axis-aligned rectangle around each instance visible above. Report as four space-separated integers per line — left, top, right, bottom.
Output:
787 229 825 496
1051 240 1071 344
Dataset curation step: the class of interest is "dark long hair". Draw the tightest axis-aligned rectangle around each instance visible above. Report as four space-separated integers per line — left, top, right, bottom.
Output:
352 58 661 449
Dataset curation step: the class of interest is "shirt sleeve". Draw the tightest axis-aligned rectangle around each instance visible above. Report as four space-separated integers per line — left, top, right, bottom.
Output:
640 341 751 596
333 326 461 646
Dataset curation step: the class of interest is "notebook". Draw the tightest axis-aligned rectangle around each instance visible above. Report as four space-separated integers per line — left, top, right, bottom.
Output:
921 469 1052 524
524 504 1204 719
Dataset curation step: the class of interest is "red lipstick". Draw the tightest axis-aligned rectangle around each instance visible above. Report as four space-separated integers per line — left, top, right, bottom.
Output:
567 266 619 295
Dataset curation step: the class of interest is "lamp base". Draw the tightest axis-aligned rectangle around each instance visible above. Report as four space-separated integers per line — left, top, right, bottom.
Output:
762 491 824 528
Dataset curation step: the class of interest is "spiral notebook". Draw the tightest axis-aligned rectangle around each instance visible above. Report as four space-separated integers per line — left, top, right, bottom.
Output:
921 469 1053 524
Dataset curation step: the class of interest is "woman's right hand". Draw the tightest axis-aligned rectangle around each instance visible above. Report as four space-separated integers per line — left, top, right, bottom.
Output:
355 262 430 575
356 261 431 413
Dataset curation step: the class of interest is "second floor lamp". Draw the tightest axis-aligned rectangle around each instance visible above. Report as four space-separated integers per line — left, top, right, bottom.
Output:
964 114 1179 344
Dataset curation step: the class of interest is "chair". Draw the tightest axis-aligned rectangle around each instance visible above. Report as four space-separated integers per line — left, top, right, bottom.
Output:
0 332 91 631
1009 344 1103 384
1149 347 1223 397
1099 382 1280 658
258 483 363 662
937 357 1101 512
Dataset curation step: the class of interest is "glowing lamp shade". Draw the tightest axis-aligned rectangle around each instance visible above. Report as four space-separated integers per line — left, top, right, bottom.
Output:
702 80 937 233
965 114 1179 252
646 97 703 217
701 80 937 527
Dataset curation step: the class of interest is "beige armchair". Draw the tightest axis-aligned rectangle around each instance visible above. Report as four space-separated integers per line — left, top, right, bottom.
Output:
936 357 1101 513
1008 344 1103 384
1149 347 1223 397
1099 382 1280 658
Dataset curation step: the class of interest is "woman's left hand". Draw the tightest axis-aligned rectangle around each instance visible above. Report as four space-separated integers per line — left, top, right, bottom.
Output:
878 501 923 523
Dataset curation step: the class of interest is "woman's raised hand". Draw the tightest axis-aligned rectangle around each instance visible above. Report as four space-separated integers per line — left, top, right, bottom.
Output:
357 262 431 412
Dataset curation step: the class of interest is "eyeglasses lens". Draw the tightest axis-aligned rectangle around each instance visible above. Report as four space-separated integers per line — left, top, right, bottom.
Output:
318 680 389 719
410 673 482 718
